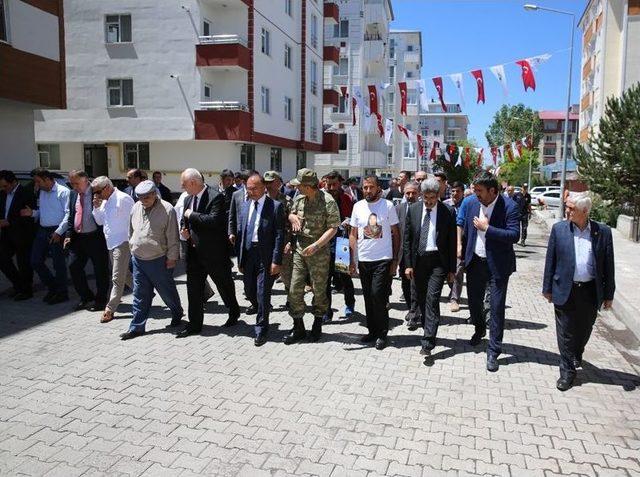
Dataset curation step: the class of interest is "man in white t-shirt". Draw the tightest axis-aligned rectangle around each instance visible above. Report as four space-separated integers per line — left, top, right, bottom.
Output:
349 175 400 350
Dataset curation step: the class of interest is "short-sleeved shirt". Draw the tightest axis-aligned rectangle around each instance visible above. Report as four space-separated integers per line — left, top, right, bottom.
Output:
350 198 399 262
290 190 340 248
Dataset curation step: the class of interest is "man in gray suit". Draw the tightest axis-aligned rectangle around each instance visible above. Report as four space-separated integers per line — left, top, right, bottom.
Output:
228 170 254 258
396 181 421 328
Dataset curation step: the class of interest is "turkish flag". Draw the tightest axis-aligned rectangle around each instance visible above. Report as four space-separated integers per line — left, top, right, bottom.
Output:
368 85 379 115
525 135 533 150
447 143 457 164
462 147 471 168
476 148 484 168
340 86 348 98
505 143 514 162
352 98 357 126
417 134 424 157
430 141 439 161
470 70 485 104
375 112 384 137
490 146 498 165
432 77 447 112
397 124 409 140
515 139 523 156
398 81 408 116
516 60 536 91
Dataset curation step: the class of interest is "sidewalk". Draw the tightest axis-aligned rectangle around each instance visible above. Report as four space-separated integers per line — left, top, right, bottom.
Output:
533 209 640 339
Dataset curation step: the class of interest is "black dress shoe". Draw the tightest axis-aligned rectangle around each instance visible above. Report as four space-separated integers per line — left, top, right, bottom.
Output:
254 335 267 347
48 294 69 305
223 316 239 328
375 338 387 350
486 355 499 372
120 330 144 340
360 334 376 343
245 305 258 315
469 330 486 346
166 319 183 328
43 291 56 303
74 300 93 311
88 302 107 312
176 328 200 338
556 376 574 391
14 292 33 301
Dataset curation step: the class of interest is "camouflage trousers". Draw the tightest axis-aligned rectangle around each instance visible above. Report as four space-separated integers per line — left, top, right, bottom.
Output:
279 250 293 293
288 247 330 319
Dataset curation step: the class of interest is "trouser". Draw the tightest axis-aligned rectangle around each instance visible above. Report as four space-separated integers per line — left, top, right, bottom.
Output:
106 242 133 312
358 260 392 338
520 216 529 243
326 256 355 315
414 253 447 350
466 255 510 358
129 255 183 332
280 249 293 293
31 226 67 294
186 249 239 332
554 281 598 379
288 247 330 320
69 230 110 304
243 246 276 337
180 240 214 298
399 261 421 323
448 258 465 303
0 235 34 294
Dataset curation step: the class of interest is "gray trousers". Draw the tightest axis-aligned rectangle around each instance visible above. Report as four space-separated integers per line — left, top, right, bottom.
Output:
106 242 133 312
448 258 465 302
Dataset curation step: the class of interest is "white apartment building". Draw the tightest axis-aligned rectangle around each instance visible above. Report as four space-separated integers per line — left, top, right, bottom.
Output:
314 0 394 179
35 0 339 189
0 0 65 171
419 102 469 169
386 30 422 174
578 0 640 144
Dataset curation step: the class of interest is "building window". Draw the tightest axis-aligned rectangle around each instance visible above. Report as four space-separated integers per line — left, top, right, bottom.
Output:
407 90 417 105
270 148 282 172
338 134 347 150
433 129 440 136
284 44 292 69
203 83 212 101
543 120 558 131
310 106 318 141
333 57 348 76
406 71 414 79
296 151 307 170
389 65 395 80
543 147 556 156
333 95 347 114
407 44 414 52
261 28 270 55
241 144 255 170
105 14 132 43
0 0 8 42
310 60 318 96
545 135 553 141
261 86 270 114
403 142 416 158
284 96 292 121
37 144 61 169
285 0 292 16
446 130 456 141
124 143 149 170
334 19 348 38
310 14 318 49
202 19 211 36
107 79 134 107
389 38 395 58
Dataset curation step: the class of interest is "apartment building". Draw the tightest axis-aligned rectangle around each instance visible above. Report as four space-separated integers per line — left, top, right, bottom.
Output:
0 0 65 171
418 102 469 169
578 0 640 144
386 30 422 174
35 0 338 188
538 106 579 181
314 0 394 180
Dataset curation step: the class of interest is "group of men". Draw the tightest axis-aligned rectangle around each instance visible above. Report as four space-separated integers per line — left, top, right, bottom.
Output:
0 165 615 391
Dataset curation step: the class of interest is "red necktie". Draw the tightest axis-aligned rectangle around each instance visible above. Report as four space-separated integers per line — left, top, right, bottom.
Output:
74 193 84 232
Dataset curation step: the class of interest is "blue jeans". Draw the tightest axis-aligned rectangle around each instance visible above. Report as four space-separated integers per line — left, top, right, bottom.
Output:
31 226 68 294
129 255 183 332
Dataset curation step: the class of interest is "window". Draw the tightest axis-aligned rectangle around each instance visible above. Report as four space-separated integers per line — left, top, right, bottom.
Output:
543 120 558 131
407 44 414 52
202 19 211 37
407 90 417 105
446 130 456 141
310 14 318 49
447 118 456 128
285 0 292 16
338 134 347 150
310 60 318 95
389 65 395 80
433 129 440 137
545 135 553 141
406 71 414 79
124 143 149 170
261 86 270 114
241 144 255 170
333 58 348 76
203 83 212 101
37 144 61 169
390 38 396 58
107 79 134 107
333 19 348 38
261 28 270 55
333 95 347 114
270 148 282 172
296 151 307 170
284 96 292 121
0 0 7 42
310 106 318 141
105 14 132 43
388 91 394 105
403 141 416 158
284 44 292 69
543 147 556 156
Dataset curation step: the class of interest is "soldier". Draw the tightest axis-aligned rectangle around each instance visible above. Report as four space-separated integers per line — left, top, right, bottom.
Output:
285 169 340 344
264 171 293 299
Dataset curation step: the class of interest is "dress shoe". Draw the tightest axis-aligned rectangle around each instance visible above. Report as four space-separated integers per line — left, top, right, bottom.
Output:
43 291 56 303
120 330 144 340
486 355 499 372
100 310 115 323
450 301 460 313
360 334 376 343
74 300 93 311
48 293 69 305
469 330 486 346
245 305 258 315
223 315 239 328
254 335 267 347
176 328 200 338
556 375 574 391
166 319 183 328
420 346 432 356
284 319 306 345
375 337 387 350
14 292 33 301
88 302 107 312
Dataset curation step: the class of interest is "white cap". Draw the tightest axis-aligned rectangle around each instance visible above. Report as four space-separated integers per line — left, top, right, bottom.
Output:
135 180 156 196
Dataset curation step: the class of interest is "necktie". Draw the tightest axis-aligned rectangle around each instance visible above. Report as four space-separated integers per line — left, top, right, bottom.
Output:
245 201 259 250
74 193 84 232
418 208 432 255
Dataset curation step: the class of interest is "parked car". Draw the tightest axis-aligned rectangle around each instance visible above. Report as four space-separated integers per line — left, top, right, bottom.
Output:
14 171 69 191
530 185 560 201
537 190 562 208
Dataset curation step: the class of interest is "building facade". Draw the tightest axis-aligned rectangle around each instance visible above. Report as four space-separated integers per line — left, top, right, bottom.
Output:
578 0 640 144
418 102 469 169
314 0 394 180
0 0 65 171
538 107 579 182
35 0 338 189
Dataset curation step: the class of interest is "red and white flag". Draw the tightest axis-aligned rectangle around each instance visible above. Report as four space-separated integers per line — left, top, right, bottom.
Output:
504 143 514 162
490 64 509 97
448 73 465 106
476 148 484 168
398 81 408 116
384 118 394 145
432 77 447 112
515 139 524 156
368 85 379 115
470 70 485 104
397 124 410 140
462 147 472 168
340 86 348 98
375 112 384 138
417 134 425 157
516 59 536 91
351 98 357 126
430 141 440 161
524 135 533 150
490 146 499 165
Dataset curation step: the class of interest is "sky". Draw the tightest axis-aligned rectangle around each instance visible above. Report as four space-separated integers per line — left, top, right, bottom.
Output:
390 0 587 150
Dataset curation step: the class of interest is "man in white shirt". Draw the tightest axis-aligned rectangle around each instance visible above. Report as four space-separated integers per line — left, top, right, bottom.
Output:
349 175 400 350
91 176 134 323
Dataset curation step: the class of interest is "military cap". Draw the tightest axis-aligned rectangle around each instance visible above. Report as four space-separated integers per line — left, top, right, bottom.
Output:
289 168 318 186
264 170 282 182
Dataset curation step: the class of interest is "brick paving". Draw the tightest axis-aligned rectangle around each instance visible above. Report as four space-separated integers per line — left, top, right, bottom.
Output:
1 221 639 476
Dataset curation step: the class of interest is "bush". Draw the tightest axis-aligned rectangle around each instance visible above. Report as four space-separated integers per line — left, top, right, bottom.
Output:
588 192 621 227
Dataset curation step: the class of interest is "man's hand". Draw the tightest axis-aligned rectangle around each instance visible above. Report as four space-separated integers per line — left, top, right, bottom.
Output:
166 259 176 269
229 234 236 245
63 237 71 249
473 216 489 232
50 233 61 244
349 262 357 277
301 243 319 257
20 206 32 217
543 292 552 303
289 214 303 232
405 267 414 280
183 208 192 219
389 260 398 277
447 272 455 284
603 300 613 310
270 263 281 276
284 242 292 255
0 219 9 228
92 196 103 208
457 244 463 260
341 218 350 228
180 228 191 240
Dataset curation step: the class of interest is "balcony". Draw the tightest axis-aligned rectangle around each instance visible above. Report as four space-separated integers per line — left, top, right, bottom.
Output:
581 92 593 111
323 2 339 24
323 89 339 107
582 57 594 79
196 35 250 70
323 46 340 65
403 51 421 65
323 132 339 153
195 102 251 140
364 0 389 28
363 37 385 63
579 126 590 143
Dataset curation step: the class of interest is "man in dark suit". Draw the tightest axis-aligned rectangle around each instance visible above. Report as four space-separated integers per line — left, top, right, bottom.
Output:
228 169 254 257
152 171 173 204
238 174 285 346
403 177 457 355
124 169 146 201
543 193 615 391
177 168 240 337
0 170 36 300
63 170 110 311
395 181 420 326
460 172 520 372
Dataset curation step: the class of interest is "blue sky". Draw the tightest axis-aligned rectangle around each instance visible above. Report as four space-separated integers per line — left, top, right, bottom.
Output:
390 0 586 149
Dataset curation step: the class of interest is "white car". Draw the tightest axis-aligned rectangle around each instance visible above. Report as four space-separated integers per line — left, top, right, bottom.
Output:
530 186 560 201
537 190 562 208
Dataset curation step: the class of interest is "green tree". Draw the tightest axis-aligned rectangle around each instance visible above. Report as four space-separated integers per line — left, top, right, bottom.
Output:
576 82 640 206
485 104 543 149
433 139 481 184
497 149 540 186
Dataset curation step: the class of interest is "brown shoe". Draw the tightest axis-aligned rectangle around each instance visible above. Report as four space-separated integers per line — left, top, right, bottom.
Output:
100 310 114 323
450 301 460 313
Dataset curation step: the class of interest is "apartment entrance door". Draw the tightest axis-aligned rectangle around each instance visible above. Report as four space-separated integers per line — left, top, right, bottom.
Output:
84 144 108 178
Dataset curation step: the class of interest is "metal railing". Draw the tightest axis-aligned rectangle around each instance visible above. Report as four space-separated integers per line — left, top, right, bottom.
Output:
198 34 247 46
199 101 249 111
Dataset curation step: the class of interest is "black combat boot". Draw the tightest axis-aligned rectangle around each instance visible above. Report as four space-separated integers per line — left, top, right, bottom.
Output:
284 318 306 345
308 317 322 342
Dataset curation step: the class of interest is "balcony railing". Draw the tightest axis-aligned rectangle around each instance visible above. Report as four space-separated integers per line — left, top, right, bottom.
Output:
199 34 247 46
199 101 249 111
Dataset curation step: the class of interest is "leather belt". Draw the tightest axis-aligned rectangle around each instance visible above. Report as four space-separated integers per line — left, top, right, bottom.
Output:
573 280 594 288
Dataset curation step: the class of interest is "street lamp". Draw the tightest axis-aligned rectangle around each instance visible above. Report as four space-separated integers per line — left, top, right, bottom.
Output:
510 116 536 187
524 3 575 219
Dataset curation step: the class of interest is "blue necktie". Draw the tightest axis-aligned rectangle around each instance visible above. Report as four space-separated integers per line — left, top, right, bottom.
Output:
245 201 259 251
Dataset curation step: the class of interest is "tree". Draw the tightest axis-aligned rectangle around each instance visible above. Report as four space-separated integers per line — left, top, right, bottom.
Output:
432 139 482 184
576 82 640 206
485 104 543 149
497 149 540 187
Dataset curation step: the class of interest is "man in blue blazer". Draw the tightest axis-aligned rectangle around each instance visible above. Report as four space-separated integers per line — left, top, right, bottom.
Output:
238 174 285 346
461 172 520 372
543 193 615 391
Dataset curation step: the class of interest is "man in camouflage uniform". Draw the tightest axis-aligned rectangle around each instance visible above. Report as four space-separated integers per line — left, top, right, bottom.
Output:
264 171 293 296
285 168 340 343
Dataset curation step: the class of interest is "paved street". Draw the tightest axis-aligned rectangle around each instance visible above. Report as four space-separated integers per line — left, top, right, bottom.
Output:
1 220 639 477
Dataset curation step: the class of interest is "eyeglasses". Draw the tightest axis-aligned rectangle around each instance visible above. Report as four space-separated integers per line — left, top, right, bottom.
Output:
93 188 105 195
